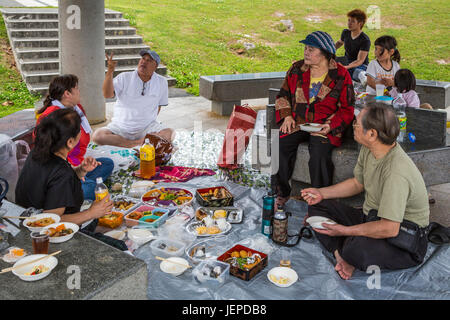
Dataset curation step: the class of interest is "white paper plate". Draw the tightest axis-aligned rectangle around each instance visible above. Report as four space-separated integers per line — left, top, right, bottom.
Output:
104 230 126 241
267 267 298 288
41 222 79 243
299 123 322 133
306 216 337 229
2 247 28 263
12 254 58 282
160 257 189 276
23 213 61 233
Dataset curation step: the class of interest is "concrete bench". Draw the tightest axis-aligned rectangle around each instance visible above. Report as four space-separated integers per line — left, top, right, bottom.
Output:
0 108 36 145
252 91 449 205
199 72 285 116
416 79 450 109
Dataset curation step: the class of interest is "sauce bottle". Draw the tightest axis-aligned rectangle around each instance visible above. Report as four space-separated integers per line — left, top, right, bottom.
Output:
139 138 155 179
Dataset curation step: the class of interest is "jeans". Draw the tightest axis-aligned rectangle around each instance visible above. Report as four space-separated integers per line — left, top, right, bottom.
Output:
81 157 114 201
348 64 367 82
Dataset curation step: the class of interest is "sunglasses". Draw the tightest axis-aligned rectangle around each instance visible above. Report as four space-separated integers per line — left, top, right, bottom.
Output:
141 82 146 96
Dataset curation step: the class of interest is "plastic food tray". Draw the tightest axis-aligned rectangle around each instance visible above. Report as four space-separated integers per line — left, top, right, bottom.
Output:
196 207 243 224
195 186 233 207
192 260 230 288
124 204 170 228
150 238 186 258
112 195 140 213
141 187 194 208
185 220 232 237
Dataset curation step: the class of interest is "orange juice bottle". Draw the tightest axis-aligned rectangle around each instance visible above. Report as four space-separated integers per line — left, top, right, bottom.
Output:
140 138 155 179
94 177 109 202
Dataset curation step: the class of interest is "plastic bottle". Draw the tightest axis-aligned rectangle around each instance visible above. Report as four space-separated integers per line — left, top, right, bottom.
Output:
272 207 288 243
262 194 275 238
94 177 109 202
393 93 407 142
139 138 155 179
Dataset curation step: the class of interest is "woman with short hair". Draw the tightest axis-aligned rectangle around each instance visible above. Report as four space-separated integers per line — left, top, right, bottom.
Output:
273 31 355 208
35 74 114 201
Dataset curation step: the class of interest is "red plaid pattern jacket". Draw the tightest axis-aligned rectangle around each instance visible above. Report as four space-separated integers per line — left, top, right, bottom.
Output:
275 59 355 147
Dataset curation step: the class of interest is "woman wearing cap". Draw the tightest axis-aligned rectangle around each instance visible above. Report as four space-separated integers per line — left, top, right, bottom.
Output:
35 74 114 201
272 31 355 208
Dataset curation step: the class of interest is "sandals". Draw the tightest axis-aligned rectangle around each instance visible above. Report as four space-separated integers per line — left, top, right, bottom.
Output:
428 222 450 245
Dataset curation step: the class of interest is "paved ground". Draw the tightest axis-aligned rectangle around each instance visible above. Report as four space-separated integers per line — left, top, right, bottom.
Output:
0 0 57 7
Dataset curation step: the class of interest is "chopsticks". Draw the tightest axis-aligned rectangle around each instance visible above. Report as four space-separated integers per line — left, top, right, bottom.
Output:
1 216 32 220
155 256 192 269
0 250 62 274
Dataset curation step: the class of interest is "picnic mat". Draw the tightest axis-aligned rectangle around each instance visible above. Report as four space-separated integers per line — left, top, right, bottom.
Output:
132 178 450 300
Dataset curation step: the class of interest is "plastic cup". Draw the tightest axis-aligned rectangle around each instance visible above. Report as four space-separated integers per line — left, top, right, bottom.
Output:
376 84 385 97
279 248 291 268
31 232 49 254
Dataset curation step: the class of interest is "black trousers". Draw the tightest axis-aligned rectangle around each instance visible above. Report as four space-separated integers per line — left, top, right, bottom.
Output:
309 200 428 271
271 130 335 197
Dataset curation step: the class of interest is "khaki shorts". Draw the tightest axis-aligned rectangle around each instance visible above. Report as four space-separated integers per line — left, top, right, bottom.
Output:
106 120 167 141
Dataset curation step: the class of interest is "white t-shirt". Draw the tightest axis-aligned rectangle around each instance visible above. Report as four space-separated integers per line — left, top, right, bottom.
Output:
365 60 400 95
111 70 169 135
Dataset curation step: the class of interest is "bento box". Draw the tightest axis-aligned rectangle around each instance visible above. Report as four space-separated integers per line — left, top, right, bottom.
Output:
124 204 170 228
217 245 268 281
195 186 233 207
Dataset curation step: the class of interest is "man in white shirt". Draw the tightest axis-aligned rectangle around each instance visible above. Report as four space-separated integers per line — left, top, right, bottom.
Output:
93 49 174 148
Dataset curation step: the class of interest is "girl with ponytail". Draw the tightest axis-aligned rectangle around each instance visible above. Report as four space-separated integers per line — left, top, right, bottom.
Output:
365 35 401 95
16 109 113 229
35 74 114 201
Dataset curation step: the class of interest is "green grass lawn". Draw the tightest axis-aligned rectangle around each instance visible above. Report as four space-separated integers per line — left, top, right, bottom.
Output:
107 0 449 95
0 14 40 118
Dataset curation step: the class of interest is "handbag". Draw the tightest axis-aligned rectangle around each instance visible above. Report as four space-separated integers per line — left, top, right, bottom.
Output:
217 104 257 169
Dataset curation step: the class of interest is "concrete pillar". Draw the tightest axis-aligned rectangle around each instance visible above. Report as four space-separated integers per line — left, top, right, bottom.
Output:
59 0 105 124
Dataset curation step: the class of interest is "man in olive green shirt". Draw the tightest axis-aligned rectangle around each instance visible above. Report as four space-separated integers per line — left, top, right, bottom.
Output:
302 103 430 280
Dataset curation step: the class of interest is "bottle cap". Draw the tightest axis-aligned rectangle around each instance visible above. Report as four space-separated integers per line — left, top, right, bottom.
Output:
144 138 150 144
96 177 103 184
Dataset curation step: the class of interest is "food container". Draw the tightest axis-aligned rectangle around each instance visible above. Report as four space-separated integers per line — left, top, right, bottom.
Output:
112 195 139 213
217 245 268 281
195 207 243 224
124 204 170 227
41 222 79 243
98 211 124 229
195 187 233 207
23 213 61 233
193 260 230 288
185 219 231 237
12 254 58 282
150 238 186 259
141 187 194 208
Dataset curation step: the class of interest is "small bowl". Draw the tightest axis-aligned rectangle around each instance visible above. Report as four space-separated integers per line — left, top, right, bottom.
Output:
23 213 61 233
267 267 298 288
12 254 58 282
160 257 189 276
41 222 79 243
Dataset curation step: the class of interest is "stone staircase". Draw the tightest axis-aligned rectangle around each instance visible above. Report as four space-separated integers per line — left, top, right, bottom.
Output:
0 8 176 97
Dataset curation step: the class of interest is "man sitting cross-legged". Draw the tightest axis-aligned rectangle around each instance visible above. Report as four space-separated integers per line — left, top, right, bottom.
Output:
301 103 430 280
93 49 174 148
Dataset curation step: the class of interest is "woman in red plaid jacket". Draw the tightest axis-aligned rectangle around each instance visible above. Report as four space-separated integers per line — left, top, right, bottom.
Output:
273 31 355 209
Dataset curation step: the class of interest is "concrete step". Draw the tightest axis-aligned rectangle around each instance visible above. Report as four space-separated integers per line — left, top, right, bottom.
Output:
19 55 165 72
5 18 130 29
1 11 123 21
12 35 143 48
16 43 150 60
23 65 169 84
28 74 177 96
9 27 137 38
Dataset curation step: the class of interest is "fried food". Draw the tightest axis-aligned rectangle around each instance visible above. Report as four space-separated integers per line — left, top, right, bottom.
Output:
127 211 143 220
196 208 208 221
46 224 74 237
27 217 55 228
231 251 240 258
239 250 248 258
196 226 207 235
206 226 221 234
213 209 227 219
114 200 135 211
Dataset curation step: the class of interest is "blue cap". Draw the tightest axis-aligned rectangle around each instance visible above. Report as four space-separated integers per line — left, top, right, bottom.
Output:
299 31 336 55
139 49 161 65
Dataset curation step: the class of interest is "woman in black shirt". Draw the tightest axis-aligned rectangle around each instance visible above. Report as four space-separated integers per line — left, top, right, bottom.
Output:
15 109 113 226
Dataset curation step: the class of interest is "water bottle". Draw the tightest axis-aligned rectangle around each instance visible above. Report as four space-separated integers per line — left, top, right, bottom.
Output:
393 93 407 142
262 194 275 238
94 177 109 202
139 138 155 179
272 207 288 243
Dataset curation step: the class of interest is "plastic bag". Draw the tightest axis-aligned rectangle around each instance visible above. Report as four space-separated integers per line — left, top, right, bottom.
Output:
85 143 138 172
15 140 30 174
0 135 18 202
